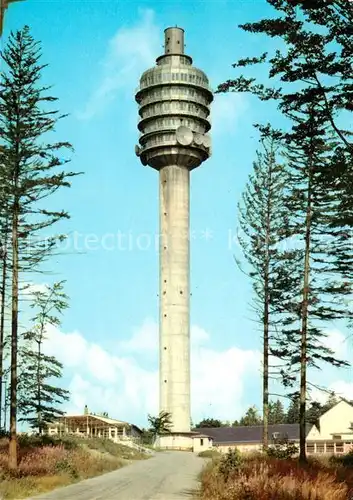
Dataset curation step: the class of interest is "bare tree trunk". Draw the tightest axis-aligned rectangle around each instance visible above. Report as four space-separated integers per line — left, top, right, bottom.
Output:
9 199 19 470
299 182 312 464
262 144 273 451
0 245 7 431
263 281 270 450
37 339 42 434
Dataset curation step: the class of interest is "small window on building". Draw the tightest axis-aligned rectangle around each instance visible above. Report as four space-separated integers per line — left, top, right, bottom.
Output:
333 435 342 440
200 438 204 446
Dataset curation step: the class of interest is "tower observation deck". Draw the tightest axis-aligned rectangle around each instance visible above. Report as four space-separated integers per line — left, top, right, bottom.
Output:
135 27 213 441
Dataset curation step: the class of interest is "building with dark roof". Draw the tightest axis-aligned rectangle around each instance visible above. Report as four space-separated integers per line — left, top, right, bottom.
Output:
193 401 353 455
194 424 304 453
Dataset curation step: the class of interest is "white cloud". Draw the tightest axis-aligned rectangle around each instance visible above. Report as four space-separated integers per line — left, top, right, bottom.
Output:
42 319 352 426
322 329 348 359
328 381 353 401
43 319 260 426
20 282 48 297
77 9 160 120
211 92 249 136
119 318 157 353
310 380 353 405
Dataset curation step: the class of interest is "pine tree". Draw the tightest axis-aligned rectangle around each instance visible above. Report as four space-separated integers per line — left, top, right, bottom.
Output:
322 393 339 413
239 406 262 426
217 0 352 463
306 401 323 428
286 395 300 424
217 0 352 152
217 0 353 316
279 108 349 461
237 132 297 448
0 26 77 469
268 399 286 424
0 183 10 432
17 282 69 434
195 418 223 428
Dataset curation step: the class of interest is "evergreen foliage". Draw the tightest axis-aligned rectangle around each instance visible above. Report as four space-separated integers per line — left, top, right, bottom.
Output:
0 26 78 469
268 399 286 424
147 410 172 437
237 131 295 447
195 418 224 428
218 0 352 462
17 282 69 434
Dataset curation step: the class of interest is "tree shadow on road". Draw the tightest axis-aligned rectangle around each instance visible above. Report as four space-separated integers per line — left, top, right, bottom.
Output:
180 488 199 497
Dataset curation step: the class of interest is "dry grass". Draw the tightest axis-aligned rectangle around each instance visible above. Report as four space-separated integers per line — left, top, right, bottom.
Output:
0 435 148 499
199 452 353 500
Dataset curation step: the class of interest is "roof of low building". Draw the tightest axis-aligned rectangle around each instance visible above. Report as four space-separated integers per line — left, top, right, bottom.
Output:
194 424 312 444
49 414 142 433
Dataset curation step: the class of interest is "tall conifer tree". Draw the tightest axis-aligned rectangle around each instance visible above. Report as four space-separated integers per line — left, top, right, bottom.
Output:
0 27 77 469
237 133 297 448
18 282 69 434
218 0 352 462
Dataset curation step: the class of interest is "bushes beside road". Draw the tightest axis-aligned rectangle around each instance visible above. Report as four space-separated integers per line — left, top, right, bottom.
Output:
199 448 353 500
0 435 148 499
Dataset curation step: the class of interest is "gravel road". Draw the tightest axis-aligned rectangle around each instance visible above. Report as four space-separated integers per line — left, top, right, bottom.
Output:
27 451 205 500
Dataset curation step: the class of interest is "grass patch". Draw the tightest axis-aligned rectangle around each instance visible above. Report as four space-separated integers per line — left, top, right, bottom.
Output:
82 437 148 460
199 449 353 499
0 435 149 499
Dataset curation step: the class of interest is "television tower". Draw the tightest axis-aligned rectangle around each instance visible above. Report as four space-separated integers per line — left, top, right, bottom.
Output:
135 27 212 446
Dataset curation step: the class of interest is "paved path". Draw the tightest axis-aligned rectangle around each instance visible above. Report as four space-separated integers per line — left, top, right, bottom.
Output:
27 451 205 500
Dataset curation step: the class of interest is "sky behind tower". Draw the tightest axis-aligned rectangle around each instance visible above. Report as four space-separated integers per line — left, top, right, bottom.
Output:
3 0 352 427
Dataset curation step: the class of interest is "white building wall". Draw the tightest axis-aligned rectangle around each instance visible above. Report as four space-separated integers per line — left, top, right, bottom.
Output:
307 401 353 441
157 434 193 450
193 437 213 453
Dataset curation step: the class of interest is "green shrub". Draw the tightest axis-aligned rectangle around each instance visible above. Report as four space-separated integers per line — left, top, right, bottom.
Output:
198 449 221 458
266 439 298 460
218 448 242 480
54 458 79 479
17 434 78 450
329 450 353 467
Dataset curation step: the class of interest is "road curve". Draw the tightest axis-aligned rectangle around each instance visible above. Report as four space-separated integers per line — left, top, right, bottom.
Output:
27 451 205 500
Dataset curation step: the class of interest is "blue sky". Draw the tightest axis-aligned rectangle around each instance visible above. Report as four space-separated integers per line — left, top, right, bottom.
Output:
3 0 352 427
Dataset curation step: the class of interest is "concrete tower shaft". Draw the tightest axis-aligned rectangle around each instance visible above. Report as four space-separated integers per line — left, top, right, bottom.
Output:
159 164 190 432
135 27 212 438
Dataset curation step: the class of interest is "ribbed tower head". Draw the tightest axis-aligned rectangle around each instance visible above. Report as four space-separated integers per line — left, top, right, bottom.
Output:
135 27 213 169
